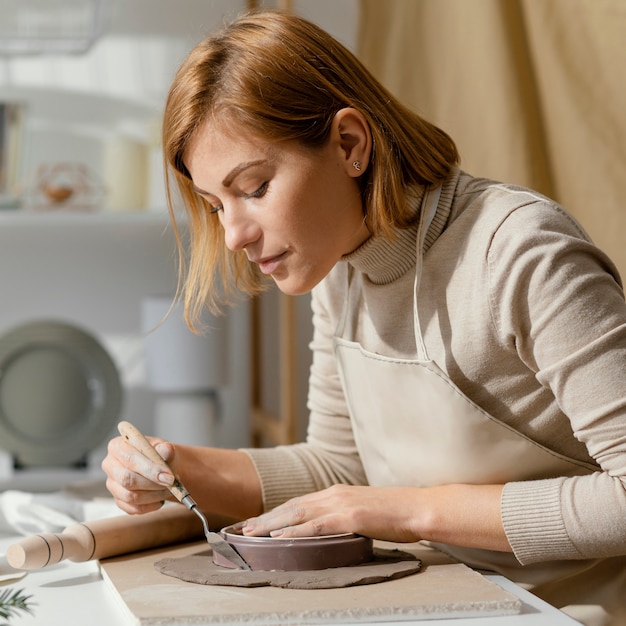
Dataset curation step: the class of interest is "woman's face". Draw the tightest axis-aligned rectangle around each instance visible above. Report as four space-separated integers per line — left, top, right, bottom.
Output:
184 120 370 295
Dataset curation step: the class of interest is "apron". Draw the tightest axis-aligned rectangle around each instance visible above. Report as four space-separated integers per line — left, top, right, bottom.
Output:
332 187 621 625
333 185 596 490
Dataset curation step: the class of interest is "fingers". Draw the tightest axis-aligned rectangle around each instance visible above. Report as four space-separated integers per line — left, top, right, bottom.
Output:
101 435 176 515
105 481 169 515
153 440 176 465
242 486 352 538
241 502 304 537
240 485 419 542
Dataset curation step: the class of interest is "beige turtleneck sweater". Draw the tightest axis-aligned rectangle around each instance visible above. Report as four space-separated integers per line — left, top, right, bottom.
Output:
244 168 626 613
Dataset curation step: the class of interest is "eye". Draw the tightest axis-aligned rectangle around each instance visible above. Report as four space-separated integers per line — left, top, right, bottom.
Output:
194 191 222 214
244 181 269 200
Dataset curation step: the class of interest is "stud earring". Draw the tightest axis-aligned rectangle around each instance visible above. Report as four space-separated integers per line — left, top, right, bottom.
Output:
352 160 362 171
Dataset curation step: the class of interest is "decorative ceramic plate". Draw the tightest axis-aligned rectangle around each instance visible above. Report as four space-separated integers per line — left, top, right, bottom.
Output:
214 525 374 571
0 320 122 467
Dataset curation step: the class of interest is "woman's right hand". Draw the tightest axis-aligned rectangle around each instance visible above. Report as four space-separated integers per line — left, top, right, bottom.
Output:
101 434 178 514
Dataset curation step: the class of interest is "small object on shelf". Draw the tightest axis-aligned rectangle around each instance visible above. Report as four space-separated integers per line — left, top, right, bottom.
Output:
0 101 26 210
21 162 105 211
42 184 74 203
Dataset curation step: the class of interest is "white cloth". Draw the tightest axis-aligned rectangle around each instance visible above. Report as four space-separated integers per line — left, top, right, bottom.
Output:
0 490 121 536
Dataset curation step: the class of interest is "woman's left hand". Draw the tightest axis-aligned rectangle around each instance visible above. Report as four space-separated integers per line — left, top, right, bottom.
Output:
240 484 423 543
240 482 511 552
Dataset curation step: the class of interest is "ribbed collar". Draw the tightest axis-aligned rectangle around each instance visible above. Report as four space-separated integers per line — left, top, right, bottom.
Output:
343 167 460 285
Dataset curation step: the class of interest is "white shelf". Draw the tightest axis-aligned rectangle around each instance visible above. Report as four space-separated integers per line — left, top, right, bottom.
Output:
0 207 181 335
0 208 170 224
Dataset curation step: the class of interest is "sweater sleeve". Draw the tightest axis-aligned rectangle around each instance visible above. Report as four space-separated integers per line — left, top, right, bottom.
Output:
242 264 368 512
489 197 626 564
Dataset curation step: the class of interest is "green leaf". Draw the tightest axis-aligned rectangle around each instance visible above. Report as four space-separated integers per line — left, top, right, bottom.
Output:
0 587 35 621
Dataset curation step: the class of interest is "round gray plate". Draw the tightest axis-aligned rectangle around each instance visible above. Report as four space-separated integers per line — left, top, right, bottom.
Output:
0 320 122 467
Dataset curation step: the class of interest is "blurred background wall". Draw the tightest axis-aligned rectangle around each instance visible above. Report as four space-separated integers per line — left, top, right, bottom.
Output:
358 0 626 278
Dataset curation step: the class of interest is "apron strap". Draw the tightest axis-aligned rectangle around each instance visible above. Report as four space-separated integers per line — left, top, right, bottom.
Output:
336 264 354 338
337 185 443 357
413 186 442 361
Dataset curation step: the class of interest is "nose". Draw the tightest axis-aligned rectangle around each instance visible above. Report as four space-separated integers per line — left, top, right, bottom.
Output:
220 205 261 252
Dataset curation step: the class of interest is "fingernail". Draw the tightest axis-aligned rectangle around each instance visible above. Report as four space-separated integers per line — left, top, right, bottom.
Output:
157 472 174 486
155 442 170 457
270 528 284 537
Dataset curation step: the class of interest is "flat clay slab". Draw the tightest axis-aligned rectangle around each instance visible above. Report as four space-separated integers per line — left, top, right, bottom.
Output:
155 546 421 589
100 540 522 625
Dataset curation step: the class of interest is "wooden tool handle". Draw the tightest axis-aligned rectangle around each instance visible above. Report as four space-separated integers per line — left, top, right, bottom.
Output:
118 420 189 504
7 504 204 570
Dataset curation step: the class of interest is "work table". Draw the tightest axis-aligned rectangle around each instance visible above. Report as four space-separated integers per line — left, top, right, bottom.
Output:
0 533 579 626
0 539 128 625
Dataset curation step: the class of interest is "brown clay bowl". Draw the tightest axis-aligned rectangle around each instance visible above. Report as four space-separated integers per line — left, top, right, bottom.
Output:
213 525 374 571
43 185 74 203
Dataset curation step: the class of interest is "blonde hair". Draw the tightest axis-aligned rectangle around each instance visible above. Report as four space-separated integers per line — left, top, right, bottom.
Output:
163 10 458 327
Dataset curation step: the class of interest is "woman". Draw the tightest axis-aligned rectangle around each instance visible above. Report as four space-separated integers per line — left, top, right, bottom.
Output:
102 11 626 624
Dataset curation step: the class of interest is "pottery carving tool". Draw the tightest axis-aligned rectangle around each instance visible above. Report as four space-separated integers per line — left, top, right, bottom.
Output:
118 420 251 570
7 504 204 570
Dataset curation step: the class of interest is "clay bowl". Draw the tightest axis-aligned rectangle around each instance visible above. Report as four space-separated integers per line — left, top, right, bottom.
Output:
213 525 374 571
43 184 75 203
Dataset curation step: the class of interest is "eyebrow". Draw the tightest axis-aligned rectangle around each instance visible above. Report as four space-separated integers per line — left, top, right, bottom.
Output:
192 159 268 197
222 159 267 187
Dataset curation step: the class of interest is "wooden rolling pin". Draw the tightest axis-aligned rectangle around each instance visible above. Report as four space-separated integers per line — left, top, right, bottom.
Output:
6 503 223 570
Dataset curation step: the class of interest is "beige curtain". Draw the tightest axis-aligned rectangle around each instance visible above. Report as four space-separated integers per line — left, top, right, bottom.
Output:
358 0 626 278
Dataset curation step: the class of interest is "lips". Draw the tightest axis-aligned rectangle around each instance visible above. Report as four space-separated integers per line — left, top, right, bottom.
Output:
254 251 287 275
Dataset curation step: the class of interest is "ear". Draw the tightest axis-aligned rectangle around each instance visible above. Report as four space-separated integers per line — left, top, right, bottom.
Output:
330 107 372 177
